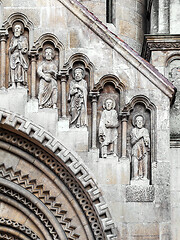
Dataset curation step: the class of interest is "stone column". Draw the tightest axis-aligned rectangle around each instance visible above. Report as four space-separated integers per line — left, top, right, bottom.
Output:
60 71 68 118
29 49 38 98
119 112 130 184
0 29 8 89
121 113 128 158
89 91 99 149
158 0 170 33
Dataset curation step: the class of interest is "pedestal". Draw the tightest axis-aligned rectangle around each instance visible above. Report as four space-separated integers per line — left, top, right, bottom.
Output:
118 157 130 184
25 105 58 135
130 178 150 186
57 126 89 153
0 87 28 116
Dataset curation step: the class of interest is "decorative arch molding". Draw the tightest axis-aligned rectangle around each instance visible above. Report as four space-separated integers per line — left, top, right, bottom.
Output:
0 178 66 240
2 12 34 48
0 109 117 240
0 232 20 240
0 217 40 240
94 74 125 92
0 162 80 240
164 52 180 81
123 95 157 164
32 33 65 69
123 95 156 113
62 53 94 89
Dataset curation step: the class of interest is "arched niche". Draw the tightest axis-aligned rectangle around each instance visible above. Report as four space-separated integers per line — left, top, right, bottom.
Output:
63 53 94 89
123 95 156 184
165 53 180 136
3 12 34 47
94 74 125 157
32 33 65 70
0 109 117 240
2 13 33 89
29 34 64 111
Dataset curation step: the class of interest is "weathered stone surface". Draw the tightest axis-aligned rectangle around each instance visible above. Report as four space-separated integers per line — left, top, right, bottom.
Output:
126 185 155 202
0 0 177 239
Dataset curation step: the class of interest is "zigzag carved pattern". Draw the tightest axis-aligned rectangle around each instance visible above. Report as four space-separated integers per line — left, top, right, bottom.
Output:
0 185 59 240
0 217 40 240
0 110 117 240
0 232 18 240
0 164 80 240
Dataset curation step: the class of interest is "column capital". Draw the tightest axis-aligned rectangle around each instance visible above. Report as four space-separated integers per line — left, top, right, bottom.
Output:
89 91 100 102
59 70 69 82
119 112 129 121
0 29 8 42
29 48 38 62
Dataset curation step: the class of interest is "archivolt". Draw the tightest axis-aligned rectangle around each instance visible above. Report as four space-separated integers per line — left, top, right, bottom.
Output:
0 109 117 240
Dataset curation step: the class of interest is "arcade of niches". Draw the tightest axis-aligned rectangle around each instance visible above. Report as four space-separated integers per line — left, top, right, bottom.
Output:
0 0 179 239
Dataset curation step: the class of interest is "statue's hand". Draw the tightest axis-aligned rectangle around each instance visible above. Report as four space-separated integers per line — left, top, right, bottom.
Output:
105 121 113 128
18 43 22 50
44 76 51 82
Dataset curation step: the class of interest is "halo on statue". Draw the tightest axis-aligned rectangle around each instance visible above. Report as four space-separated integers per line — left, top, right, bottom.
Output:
72 66 86 79
42 46 55 59
132 114 146 127
12 21 24 34
103 97 116 110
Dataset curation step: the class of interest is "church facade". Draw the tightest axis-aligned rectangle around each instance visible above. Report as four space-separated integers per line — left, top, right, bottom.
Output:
0 0 179 239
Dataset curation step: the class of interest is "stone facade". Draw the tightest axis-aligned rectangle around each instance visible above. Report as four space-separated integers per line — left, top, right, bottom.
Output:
0 0 179 240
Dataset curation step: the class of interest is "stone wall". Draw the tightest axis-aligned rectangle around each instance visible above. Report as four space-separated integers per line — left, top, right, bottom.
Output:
0 0 175 239
79 0 147 54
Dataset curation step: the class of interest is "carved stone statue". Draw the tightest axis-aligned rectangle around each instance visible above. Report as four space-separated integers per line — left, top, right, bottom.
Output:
37 47 58 109
99 98 119 158
130 114 150 181
68 67 88 127
169 67 180 112
9 22 29 88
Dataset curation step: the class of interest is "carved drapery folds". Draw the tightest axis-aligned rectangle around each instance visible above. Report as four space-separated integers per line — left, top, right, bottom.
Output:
94 75 125 156
37 47 58 109
1 13 33 89
123 96 156 186
9 21 29 88
68 66 88 127
99 97 119 158
31 34 63 109
62 53 93 125
166 55 180 136
130 114 150 184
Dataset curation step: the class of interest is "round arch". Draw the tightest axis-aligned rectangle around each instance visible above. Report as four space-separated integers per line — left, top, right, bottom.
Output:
0 109 117 240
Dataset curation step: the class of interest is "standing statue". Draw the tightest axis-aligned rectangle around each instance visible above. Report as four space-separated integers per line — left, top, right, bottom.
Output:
37 47 58 109
68 67 88 127
99 98 119 158
130 114 150 181
9 22 28 88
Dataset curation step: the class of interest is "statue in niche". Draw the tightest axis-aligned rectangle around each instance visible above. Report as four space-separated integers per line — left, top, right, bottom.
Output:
68 67 88 127
37 47 58 109
99 98 119 158
130 114 150 181
169 67 180 112
9 22 29 88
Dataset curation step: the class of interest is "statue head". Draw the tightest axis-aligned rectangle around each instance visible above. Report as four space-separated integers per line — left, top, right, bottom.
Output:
13 22 24 37
133 114 145 129
73 67 85 81
103 97 116 110
43 47 55 60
